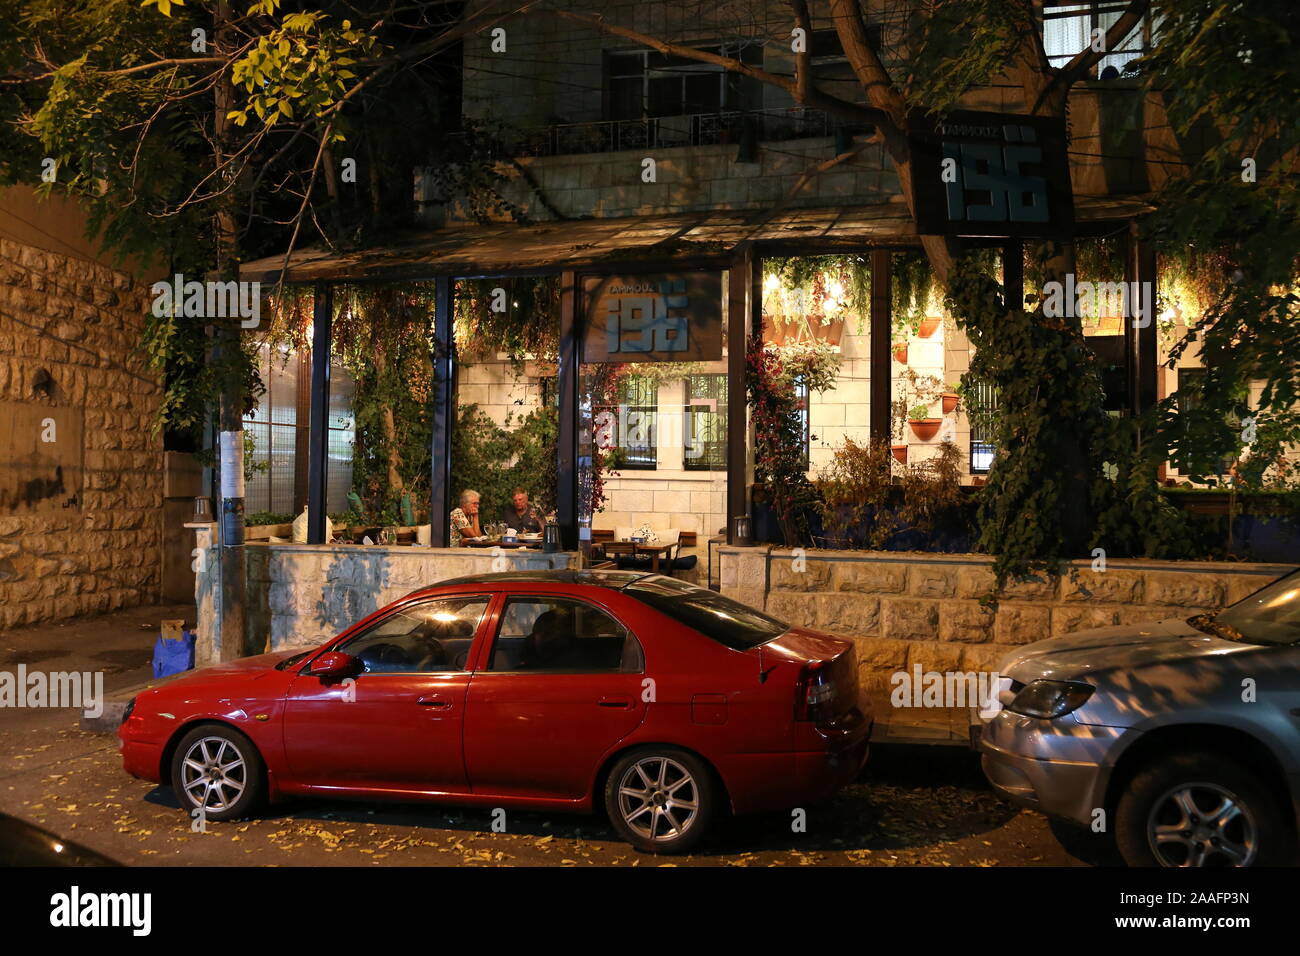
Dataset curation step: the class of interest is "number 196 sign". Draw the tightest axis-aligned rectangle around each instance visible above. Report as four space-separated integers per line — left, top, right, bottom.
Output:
908 109 1073 238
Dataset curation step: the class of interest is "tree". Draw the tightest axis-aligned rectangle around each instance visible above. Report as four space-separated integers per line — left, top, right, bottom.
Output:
1142 0 1300 483
539 0 1163 581
0 0 522 656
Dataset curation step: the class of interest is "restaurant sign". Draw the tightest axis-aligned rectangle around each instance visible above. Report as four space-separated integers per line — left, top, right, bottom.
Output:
908 109 1073 238
582 272 723 363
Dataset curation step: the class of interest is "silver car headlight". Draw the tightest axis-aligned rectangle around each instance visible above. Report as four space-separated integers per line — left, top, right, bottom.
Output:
1006 679 1094 719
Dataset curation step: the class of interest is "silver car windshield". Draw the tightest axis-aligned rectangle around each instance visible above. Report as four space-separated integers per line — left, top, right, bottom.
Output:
1212 570 1300 646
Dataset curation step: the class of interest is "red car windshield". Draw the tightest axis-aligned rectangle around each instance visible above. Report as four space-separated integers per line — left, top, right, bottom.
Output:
624 576 789 650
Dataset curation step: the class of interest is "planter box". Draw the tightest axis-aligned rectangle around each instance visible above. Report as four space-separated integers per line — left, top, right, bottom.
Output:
908 418 942 441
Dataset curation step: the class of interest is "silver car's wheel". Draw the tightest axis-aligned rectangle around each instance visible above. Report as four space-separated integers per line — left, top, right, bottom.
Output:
1116 752 1291 868
617 756 699 843
169 725 265 822
180 736 248 812
1148 782 1257 867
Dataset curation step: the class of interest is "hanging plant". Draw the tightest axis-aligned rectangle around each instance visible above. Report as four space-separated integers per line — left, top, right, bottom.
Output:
453 275 561 370
763 255 871 336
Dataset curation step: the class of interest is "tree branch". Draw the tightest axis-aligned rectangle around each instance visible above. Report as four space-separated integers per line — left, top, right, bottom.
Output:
541 7 888 128
1058 0 1148 87
788 0 812 103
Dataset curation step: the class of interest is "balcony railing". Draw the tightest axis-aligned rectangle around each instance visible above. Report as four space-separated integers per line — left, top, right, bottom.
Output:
454 108 872 159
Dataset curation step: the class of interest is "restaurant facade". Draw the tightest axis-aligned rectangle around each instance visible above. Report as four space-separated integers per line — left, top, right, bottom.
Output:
209 0 1216 664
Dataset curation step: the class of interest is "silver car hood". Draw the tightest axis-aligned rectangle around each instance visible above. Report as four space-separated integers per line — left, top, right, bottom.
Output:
998 617 1249 683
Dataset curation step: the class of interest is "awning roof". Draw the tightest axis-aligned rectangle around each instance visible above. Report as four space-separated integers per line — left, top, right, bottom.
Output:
239 197 1155 284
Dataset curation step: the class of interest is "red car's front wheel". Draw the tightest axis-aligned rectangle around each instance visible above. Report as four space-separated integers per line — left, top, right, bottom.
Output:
604 747 716 854
170 725 265 823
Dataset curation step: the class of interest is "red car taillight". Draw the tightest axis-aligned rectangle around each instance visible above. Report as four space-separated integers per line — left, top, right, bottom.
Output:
794 660 834 722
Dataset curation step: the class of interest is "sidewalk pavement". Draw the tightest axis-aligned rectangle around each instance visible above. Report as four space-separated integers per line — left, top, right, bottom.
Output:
0 602 196 735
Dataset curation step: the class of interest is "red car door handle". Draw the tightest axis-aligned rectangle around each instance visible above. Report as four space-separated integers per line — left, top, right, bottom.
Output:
417 695 452 709
598 697 632 709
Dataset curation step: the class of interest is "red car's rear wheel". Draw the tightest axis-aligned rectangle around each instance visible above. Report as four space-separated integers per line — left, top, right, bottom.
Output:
605 746 715 854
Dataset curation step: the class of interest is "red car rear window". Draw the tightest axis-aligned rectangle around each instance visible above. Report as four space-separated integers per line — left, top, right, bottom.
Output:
624 576 788 650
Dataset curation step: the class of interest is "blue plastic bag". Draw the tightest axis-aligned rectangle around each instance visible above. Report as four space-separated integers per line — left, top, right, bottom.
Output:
152 628 196 678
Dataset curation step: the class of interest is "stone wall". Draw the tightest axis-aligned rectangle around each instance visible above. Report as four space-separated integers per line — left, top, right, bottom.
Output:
194 539 581 667
0 237 161 628
719 547 1293 686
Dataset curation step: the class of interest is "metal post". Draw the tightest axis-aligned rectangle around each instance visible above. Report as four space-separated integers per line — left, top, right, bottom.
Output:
1134 224 1158 416
556 270 579 549
306 283 332 544
726 246 753 545
869 248 892 442
431 276 454 547
1003 239 1024 313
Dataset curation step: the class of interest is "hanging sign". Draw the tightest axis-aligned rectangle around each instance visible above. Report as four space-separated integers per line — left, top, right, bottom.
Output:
908 109 1073 237
582 272 723 363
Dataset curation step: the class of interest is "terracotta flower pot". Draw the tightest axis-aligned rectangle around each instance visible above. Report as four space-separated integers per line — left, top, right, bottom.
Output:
942 392 960 414
972 476 986 487
891 343 908 364
917 316 941 339
890 444 907 464
908 418 942 441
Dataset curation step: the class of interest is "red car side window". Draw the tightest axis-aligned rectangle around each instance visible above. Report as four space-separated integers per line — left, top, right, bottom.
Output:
337 596 489 674
487 596 643 673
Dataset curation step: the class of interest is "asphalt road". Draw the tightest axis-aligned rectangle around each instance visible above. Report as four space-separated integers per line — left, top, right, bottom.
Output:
0 604 1118 867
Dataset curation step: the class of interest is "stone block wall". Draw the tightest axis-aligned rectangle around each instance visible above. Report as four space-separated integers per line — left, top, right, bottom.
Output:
719 547 1292 686
195 540 581 666
0 238 161 628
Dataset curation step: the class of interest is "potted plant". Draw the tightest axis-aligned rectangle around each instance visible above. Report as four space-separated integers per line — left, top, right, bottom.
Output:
891 341 908 364
890 444 908 464
917 316 942 339
942 384 961 415
907 403 942 441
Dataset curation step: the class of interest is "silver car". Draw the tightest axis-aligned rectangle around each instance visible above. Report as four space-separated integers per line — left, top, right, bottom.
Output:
981 568 1300 867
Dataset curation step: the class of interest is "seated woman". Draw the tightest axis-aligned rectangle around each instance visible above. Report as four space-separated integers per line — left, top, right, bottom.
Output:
449 489 483 546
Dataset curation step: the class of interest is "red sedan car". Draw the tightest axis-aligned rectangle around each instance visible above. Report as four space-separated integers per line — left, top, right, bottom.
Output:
119 571 871 853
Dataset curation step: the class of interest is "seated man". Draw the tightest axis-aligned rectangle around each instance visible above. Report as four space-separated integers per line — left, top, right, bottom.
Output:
499 486 544 534
518 609 588 671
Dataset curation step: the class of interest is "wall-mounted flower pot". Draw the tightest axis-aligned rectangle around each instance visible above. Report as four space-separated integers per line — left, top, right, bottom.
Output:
891 343 908 364
917 316 942 339
971 476 986 487
890 444 908 464
941 392 960 414
908 418 942 441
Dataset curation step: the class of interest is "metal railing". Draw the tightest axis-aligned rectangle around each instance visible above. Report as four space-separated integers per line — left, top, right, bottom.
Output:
454 108 871 159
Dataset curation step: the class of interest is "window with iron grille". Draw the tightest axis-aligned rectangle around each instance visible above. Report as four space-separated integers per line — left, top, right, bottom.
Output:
1042 2 1158 77
806 26 885 101
795 377 811 471
617 374 658 470
604 41 763 121
1175 368 1233 477
243 342 355 516
968 380 999 475
684 374 728 471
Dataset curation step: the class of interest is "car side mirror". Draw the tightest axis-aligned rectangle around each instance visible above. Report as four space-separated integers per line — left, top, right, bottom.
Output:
306 651 362 680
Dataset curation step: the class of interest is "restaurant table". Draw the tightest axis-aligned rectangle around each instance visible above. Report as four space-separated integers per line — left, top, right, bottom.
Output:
602 540 677 573
460 537 541 550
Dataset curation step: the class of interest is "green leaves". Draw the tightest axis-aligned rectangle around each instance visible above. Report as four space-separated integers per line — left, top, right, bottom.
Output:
140 0 185 17
226 10 378 132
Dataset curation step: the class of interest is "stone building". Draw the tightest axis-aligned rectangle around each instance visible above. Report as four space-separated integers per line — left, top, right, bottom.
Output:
0 186 166 628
